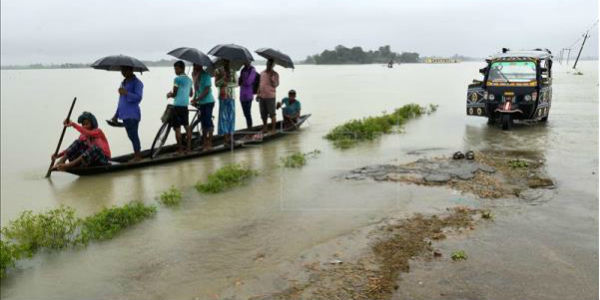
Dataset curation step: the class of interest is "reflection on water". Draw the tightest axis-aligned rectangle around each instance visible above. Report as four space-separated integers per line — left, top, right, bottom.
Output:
463 122 550 154
0 62 597 299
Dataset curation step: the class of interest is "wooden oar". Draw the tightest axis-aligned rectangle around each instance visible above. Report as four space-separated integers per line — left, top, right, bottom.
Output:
45 97 77 178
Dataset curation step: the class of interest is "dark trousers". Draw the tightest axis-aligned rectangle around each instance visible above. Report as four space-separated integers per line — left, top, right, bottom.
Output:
199 102 215 131
240 100 253 128
65 140 108 166
123 119 141 153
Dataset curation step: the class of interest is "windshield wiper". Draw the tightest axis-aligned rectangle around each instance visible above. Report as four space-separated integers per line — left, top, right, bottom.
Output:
498 72 510 82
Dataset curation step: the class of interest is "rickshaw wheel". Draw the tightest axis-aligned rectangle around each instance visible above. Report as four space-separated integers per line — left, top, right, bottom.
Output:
541 116 548 122
501 114 512 130
151 122 171 159
487 116 495 125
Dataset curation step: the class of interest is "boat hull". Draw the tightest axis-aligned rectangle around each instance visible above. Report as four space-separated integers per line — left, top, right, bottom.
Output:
64 114 311 176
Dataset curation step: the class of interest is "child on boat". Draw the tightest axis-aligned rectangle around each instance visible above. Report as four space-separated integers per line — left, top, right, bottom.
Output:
51 112 112 171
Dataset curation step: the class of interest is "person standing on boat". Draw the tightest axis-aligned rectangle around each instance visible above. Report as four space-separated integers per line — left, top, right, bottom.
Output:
257 59 279 133
238 62 258 129
111 66 143 161
166 60 194 154
51 112 111 171
215 60 237 146
191 64 215 150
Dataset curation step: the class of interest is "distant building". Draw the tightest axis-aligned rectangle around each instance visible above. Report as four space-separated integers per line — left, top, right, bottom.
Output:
422 57 460 64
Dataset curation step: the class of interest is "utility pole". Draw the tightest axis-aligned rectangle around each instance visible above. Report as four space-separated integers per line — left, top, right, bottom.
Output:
566 48 572 65
573 31 589 69
559 49 564 64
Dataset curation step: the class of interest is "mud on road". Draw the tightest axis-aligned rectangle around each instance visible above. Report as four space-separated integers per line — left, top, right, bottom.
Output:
344 150 555 200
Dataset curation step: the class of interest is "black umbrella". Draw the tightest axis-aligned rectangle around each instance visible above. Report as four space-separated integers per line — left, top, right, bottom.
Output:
255 48 294 69
210 56 244 72
167 47 213 68
91 55 149 72
208 44 254 63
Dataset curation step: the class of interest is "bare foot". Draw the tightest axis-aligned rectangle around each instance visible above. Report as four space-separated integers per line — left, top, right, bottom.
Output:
53 163 67 171
128 157 142 163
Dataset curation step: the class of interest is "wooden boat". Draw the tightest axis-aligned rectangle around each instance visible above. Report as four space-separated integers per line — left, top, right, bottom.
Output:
63 114 311 176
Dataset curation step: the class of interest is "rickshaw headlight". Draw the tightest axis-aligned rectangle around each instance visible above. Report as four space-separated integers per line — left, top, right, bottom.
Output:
524 94 532 101
488 94 495 101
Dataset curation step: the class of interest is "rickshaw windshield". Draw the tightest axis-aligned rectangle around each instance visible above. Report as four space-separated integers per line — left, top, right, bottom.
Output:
488 61 537 83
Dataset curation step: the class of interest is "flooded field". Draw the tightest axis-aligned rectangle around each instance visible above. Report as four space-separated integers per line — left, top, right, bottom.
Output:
0 62 597 299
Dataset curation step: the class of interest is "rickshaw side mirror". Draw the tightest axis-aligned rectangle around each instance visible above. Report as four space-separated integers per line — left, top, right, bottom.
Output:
479 67 487 75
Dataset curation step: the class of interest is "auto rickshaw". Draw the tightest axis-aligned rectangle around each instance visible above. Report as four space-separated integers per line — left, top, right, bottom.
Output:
466 48 553 130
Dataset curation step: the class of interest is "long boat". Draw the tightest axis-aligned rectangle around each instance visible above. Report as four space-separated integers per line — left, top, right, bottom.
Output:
62 114 311 176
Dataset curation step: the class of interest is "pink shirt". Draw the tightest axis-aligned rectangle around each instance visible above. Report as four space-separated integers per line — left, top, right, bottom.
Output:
65 123 111 158
257 70 279 99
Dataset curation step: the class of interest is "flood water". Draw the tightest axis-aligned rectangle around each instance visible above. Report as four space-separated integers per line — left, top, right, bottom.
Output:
1 62 598 299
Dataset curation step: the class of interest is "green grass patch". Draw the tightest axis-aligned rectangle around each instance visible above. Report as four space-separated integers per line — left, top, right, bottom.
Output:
0 240 22 279
0 202 156 278
451 250 468 261
1 206 79 256
281 150 321 168
160 186 182 207
79 202 157 243
508 159 529 169
195 164 257 193
324 104 432 149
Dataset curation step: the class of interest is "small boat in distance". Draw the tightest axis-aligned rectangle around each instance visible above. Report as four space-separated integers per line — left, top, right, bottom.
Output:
61 114 311 176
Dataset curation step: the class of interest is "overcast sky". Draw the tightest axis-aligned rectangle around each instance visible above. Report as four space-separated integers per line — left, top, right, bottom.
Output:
1 0 598 65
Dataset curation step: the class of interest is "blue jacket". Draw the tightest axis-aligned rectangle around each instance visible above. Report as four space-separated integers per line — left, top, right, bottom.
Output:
117 76 143 120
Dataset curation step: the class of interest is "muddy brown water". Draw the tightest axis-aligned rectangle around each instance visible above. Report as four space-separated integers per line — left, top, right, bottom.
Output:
0 62 597 299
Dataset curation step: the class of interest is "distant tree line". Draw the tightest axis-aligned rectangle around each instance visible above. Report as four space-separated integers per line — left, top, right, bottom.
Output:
304 45 419 64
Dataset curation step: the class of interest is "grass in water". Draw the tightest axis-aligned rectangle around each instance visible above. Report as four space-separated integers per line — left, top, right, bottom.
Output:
79 202 157 243
428 104 439 114
195 164 257 193
481 210 493 220
508 159 529 169
451 250 468 261
160 186 182 206
324 103 432 149
281 150 321 168
0 202 156 278
1 206 79 256
0 240 21 279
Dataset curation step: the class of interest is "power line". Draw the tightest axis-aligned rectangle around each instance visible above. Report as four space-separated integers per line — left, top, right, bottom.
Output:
566 19 598 48
558 19 598 64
